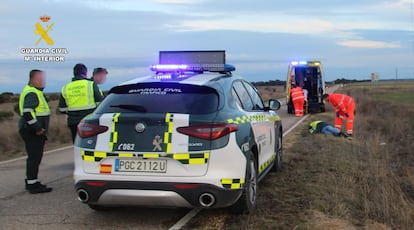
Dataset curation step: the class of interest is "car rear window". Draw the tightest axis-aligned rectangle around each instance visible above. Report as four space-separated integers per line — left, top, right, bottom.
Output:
95 83 219 114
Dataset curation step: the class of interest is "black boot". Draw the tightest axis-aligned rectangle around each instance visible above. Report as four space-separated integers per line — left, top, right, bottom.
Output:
338 132 348 138
25 180 52 194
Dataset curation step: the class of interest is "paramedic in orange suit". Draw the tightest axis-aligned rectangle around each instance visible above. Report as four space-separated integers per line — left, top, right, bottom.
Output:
291 85 305 116
323 93 355 136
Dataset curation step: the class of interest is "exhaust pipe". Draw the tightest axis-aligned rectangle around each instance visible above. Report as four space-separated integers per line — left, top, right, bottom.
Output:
199 193 215 207
77 189 89 203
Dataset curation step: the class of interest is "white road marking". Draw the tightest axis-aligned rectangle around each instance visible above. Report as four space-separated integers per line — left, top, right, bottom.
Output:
168 208 202 230
283 115 309 137
0 145 72 165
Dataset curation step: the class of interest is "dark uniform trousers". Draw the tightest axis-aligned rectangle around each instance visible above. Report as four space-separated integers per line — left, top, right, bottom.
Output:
19 128 47 180
68 124 77 143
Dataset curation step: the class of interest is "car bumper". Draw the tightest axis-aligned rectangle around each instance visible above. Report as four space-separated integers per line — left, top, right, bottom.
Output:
75 180 243 208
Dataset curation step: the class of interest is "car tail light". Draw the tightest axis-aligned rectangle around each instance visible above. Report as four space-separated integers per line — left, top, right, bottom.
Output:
77 122 108 138
177 124 238 140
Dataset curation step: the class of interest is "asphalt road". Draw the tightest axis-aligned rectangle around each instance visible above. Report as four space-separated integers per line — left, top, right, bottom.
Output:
0 86 338 230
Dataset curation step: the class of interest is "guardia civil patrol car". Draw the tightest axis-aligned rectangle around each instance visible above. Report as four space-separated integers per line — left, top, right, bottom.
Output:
74 51 283 214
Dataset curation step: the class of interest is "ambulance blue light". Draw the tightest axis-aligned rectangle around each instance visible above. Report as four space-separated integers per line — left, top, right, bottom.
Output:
291 61 308 66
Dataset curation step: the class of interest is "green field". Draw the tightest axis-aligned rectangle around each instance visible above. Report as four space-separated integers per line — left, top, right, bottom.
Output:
349 81 414 104
373 92 414 104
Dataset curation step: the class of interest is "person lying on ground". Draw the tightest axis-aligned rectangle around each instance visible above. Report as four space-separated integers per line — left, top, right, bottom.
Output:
309 120 349 138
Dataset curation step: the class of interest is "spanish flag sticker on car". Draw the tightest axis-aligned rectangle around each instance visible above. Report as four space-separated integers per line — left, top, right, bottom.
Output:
100 164 112 174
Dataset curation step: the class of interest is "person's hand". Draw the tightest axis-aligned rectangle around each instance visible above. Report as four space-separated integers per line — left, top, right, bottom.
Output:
336 112 340 118
36 128 45 136
345 113 349 118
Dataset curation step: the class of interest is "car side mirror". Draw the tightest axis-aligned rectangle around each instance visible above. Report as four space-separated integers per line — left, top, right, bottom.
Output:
268 99 281 111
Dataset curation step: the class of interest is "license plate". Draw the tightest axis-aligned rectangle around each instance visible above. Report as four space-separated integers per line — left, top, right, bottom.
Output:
115 159 167 173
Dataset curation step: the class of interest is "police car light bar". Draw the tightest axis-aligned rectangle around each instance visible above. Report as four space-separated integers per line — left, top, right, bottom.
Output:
150 64 235 73
150 64 188 72
151 50 235 73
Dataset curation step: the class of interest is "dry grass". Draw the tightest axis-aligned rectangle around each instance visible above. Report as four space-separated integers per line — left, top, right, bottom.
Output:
0 101 71 161
186 82 414 230
255 85 286 102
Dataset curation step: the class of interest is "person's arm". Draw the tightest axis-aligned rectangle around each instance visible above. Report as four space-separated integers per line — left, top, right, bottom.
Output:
329 96 345 113
58 93 68 114
93 82 104 104
336 98 347 113
303 89 308 101
21 93 42 132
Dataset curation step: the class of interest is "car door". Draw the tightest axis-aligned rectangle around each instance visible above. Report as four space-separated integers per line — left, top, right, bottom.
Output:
241 81 276 174
232 81 276 174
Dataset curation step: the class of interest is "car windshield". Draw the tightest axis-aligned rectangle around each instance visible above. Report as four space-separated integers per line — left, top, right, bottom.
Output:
95 82 219 114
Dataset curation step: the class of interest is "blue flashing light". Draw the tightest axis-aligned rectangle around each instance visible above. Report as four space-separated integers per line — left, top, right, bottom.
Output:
153 72 198 81
223 64 236 72
150 63 235 73
153 74 173 80
291 61 308 66
150 64 188 72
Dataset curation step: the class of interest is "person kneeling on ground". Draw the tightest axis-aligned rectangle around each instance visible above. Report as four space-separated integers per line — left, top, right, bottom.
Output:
309 120 349 138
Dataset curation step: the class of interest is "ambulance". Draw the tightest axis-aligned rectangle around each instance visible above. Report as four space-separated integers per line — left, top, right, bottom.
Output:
286 60 326 114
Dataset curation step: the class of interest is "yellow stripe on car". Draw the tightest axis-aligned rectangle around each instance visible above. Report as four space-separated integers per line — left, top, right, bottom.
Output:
118 153 135 157
172 153 190 160
163 113 173 153
227 115 281 124
143 153 160 158
221 178 245 189
81 150 96 162
94 151 107 158
259 152 276 174
109 113 121 151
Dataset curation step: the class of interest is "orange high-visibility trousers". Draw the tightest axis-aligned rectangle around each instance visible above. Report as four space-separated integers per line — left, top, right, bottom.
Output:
291 87 305 116
293 99 304 116
334 101 355 135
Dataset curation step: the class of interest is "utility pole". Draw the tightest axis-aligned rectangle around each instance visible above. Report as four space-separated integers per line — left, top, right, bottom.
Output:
395 67 398 80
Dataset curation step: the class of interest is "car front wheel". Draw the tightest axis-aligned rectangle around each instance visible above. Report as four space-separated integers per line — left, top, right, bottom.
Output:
273 133 283 171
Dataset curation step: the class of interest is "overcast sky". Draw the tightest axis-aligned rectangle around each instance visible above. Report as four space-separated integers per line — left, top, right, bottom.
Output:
1 0 413 93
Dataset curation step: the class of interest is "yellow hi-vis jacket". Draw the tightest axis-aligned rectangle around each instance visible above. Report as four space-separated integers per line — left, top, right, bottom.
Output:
19 85 50 121
61 79 96 111
309 120 322 133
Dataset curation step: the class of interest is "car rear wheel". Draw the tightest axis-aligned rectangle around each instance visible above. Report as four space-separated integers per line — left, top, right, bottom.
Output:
272 133 283 171
230 152 257 214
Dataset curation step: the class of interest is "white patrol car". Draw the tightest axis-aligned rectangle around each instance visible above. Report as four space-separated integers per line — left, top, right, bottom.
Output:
74 51 283 214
